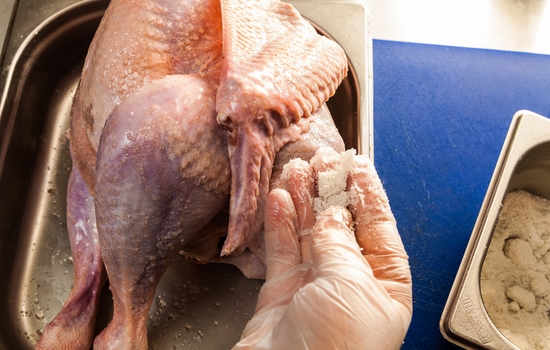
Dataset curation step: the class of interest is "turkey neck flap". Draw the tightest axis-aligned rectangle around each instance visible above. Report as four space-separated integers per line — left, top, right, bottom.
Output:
216 0 348 256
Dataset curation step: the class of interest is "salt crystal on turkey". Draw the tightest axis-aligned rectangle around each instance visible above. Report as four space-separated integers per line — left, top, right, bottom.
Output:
281 147 359 216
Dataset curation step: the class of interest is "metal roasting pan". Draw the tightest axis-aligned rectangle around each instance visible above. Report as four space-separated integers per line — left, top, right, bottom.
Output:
0 0 372 348
441 111 550 349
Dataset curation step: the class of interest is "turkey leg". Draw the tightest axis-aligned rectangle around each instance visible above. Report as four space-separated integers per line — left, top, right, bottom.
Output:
36 164 106 350
92 74 229 349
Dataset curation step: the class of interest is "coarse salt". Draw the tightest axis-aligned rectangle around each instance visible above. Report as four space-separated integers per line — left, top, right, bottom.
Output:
481 190 550 349
280 147 360 216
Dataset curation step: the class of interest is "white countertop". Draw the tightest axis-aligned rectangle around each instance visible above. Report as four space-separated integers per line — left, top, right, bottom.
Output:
363 0 550 55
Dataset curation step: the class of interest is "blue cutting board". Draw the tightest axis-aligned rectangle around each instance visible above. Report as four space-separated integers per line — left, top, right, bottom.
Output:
373 39 550 349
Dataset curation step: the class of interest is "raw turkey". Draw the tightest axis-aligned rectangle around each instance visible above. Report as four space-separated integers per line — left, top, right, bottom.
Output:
35 0 347 349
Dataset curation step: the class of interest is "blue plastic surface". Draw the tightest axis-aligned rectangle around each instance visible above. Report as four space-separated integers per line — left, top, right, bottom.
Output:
373 40 550 349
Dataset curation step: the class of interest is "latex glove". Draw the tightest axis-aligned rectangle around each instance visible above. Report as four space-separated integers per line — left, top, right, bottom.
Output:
233 148 412 350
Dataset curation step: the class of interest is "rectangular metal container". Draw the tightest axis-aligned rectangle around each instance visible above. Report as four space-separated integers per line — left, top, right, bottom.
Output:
0 0 372 348
440 110 550 349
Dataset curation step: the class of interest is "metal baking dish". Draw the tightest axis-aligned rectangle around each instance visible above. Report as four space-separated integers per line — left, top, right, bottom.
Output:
0 0 372 348
440 110 550 349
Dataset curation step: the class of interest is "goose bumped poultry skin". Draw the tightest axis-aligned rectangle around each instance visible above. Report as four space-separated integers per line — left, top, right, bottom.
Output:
35 0 347 349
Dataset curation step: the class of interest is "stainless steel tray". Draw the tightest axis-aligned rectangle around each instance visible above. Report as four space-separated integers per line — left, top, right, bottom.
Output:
440 110 550 349
0 0 371 348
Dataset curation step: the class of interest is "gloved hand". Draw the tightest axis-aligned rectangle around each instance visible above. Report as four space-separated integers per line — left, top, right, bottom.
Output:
233 148 413 350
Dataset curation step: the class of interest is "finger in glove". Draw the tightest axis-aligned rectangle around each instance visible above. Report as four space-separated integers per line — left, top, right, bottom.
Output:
264 188 301 282
280 159 316 262
347 155 412 313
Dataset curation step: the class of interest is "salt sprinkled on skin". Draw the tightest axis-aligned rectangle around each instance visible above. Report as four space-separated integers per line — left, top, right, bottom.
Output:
280 147 360 217
481 190 550 349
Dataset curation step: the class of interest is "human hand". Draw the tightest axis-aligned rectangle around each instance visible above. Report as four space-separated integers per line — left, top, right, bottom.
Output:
233 148 412 350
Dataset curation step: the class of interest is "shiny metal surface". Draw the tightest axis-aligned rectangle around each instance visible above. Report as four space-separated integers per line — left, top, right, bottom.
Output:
0 0 370 349
0 0 16 60
440 111 550 349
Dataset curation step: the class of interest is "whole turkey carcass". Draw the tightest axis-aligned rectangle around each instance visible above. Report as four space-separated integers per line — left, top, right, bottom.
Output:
35 0 348 348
